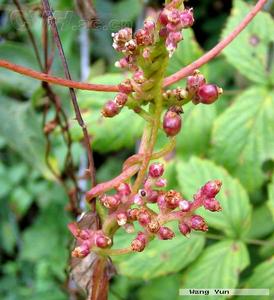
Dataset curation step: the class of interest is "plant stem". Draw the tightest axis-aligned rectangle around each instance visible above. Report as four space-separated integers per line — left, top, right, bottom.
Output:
42 0 96 188
164 0 267 87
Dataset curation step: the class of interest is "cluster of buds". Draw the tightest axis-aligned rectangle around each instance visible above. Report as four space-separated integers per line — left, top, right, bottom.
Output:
101 92 128 118
72 162 222 256
159 3 194 56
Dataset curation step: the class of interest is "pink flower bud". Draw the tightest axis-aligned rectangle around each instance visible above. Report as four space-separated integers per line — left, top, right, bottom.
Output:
118 79 133 94
100 195 120 209
149 163 165 178
186 71 206 96
155 178 167 188
135 29 154 46
179 223 191 236
180 8 194 28
163 110 182 137
164 190 182 209
116 182 131 196
133 69 145 84
147 219 160 233
102 100 120 118
167 9 181 25
112 28 132 52
158 226 175 240
159 9 169 26
124 39 137 53
115 93 128 107
201 180 222 198
95 234 112 248
144 19 155 32
204 198 222 212
197 84 223 104
147 190 159 203
179 200 191 212
71 242 90 258
127 208 139 221
157 193 167 211
137 209 151 226
190 215 208 231
133 194 144 206
117 212 128 226
131 232 147 252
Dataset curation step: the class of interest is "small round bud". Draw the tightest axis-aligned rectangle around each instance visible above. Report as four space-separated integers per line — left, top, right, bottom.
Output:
179 223 191 236
77 229 91 240
133 194 144 206
147 190 159 203
116 182 131 196
179 200 191 212
197 84 222 104
158 226 175 240
149 163 165 178
163 110 182 137
190 215 208 232
72 242 90 258
155 178 167 188
131 232 147 252
137 209 151 226
201 180 222 198
164 190 182 209
102 100 120 118
100 195 120 209
127 208 139 221
180 8 194 28
133 70 145 84
118 79 133 94
117 212 128 226
159 9 169 25
147 219 160 233
95 234 112 248
186 70 206 96
204 198 222 212
115 93 128 107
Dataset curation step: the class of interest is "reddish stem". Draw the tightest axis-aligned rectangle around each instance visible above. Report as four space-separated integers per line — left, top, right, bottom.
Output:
0 59 119 92
164 0 267 87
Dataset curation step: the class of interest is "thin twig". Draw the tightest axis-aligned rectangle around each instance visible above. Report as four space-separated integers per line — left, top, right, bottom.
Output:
42 0 96 188
164 0 268 87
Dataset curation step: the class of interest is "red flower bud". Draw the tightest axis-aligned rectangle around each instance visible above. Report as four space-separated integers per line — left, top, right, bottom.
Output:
147 219 160 233
71 242 90 258
159 10 169 25
158 226 175 240
164 190 182 209
95 234 112 248
131 232 147 252
133 194 144 206
186 70 206 96
180 8 194 28
100 195 120 209
137 209 151 226
115 93 128 107
118 79 133 94
179 223 191 236
190 215 208 231
179 200 191 212
197 84 223 104
163 110 182 137
149 163 165 178
155 178 167 188
127 208 139 221
147 190 159 203
201 180 222 198
102 100 120 118
204 198 222 212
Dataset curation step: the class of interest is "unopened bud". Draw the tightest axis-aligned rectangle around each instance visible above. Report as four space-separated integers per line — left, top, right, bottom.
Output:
201 180 222 198
179 223 191 236
204 198 222 212
179 200 191 212
117 212 128 226
149 163 165 178
95 234 112 248
164 190 182 209
158 226 175 240
190 215 208 231
72 242 90 258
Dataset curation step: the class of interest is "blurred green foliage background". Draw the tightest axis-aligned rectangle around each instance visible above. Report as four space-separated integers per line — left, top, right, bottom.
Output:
0 0 274 299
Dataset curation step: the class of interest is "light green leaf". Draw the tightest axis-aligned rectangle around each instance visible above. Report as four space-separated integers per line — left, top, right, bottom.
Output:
222 0 274 84
211 87 274 192
181 240 249 300
176 102 217 158
112 229 205 280
0 96 51 177
268 175 274 221
243 257 274 299
74 74 143 153
176 157 252 238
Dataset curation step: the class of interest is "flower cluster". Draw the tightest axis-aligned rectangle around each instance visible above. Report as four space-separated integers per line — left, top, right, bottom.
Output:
69 163 222 257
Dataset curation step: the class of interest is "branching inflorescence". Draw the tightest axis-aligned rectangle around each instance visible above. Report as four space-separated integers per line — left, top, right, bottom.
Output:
69 0 224 258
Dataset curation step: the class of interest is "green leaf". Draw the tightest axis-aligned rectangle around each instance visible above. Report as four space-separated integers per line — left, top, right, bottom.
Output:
0 96 51 177
243 257 274 299
181 240 249 299
267 175 274 221
112 229 205 280
211 87 274 192
176 157 252 238
176 102 217 158
222 0 274 84
74 74 143 153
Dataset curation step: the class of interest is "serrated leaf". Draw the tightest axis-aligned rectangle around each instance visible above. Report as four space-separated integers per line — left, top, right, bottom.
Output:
176 102 217 158
112 229 205 280
181 240 249 299
211 87 274 192
243 257 274 299
74 74 143 153
176 157 252 238
0 96 51 177
268 174 274 222
222 0 274 84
